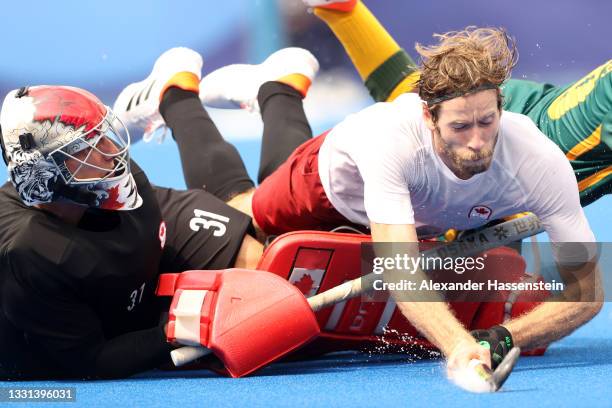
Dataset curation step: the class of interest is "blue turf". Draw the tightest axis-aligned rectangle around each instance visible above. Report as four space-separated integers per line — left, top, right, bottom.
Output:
1 140 609 407
3 304 610 407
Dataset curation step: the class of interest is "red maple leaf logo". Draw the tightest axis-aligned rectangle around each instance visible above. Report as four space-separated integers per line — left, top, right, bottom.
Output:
469 205 492 219
293 274 315 296
99 184 124 210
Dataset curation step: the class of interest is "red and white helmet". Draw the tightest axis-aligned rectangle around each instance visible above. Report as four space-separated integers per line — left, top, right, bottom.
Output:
0 85 142 210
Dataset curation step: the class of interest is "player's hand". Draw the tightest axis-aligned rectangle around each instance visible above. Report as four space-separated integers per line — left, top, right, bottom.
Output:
446 337 492 374
470 325 514 369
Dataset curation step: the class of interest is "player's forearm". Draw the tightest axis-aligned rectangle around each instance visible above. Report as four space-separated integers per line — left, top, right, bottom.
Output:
28 324 172 379
386 258 476 356
504 265 604 349
93 324 173 379
395 300 475 356
370 221 475 357
504 300 602 349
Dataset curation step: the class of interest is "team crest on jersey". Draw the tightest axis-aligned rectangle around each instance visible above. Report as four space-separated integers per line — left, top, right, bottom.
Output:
469 205 492 220
159 221 167 249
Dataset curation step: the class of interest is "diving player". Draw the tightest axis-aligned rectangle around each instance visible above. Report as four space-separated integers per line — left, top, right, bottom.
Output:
193 26 603 374
301 0 611 206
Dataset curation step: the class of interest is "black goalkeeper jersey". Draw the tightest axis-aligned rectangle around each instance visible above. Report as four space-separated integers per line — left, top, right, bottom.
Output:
0 163 172 379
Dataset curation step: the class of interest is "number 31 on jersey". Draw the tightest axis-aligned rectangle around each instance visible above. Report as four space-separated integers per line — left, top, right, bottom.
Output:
189 209 230 237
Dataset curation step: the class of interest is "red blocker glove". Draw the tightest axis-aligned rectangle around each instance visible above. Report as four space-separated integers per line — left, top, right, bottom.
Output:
156 269 320 377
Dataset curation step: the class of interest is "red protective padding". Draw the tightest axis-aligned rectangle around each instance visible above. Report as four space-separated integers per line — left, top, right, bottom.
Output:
163 288 215 346
257 231 547 355
157 269 320 378
157 271 219 296
258 231 478 347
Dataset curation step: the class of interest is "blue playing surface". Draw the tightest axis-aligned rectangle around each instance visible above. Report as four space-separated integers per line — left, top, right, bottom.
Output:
1 137 610 407
0 0 608 403
3 304 611 407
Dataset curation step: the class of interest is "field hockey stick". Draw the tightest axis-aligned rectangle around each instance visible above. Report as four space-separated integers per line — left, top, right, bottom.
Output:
172 214 543 376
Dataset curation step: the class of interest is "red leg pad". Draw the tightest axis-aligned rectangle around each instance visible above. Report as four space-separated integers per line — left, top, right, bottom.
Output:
258 232 550 356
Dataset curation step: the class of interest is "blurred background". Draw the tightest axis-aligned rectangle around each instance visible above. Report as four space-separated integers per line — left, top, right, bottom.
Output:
0 0 609 193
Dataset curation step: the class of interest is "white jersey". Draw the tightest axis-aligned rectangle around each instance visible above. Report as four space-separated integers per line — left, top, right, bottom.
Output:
317 93 594 244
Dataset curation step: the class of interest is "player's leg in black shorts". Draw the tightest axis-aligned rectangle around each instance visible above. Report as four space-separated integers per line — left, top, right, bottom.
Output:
256 81 312 183
159 89 254 201
155 186 254 272
159 82 311 199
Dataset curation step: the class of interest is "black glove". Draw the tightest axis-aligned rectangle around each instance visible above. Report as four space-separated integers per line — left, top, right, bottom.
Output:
471 325 514 369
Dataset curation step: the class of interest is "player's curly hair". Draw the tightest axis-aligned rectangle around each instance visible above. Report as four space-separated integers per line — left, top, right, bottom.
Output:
416 26 518 119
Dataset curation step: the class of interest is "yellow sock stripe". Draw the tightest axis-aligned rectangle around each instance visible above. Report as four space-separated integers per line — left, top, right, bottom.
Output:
314 1 401 80
161 72 200 101
277 74 312 97
503 212 533 221
577 165 612 192
565 125 602 160
386 71 422 102
547 60 611 120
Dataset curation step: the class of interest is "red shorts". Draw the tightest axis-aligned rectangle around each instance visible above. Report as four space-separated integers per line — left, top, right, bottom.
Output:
252 131 353 235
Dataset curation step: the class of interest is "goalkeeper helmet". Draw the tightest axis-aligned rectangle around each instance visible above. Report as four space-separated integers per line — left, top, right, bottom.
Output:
0 85 142 210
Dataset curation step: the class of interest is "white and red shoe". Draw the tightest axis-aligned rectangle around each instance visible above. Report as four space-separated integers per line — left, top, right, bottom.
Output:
113 47 203 143
302 0 357 12
199 47 319 112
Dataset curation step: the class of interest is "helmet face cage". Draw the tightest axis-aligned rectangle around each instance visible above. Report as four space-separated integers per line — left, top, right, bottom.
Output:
50 109 131 186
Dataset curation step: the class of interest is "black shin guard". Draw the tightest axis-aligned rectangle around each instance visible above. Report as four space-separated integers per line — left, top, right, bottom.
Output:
257 82 312 184
159 88 254 201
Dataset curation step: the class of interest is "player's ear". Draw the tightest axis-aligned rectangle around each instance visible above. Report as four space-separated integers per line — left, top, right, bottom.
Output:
422 102 436 132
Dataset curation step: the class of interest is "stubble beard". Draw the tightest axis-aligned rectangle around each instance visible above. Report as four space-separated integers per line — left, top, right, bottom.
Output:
434 127 495 179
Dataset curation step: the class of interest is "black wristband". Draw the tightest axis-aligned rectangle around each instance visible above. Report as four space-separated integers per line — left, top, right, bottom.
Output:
491 325 514 349
471 325 514 369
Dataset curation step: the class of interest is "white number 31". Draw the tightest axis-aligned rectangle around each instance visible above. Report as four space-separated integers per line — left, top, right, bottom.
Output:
189 209 230 237
127 283 145 311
